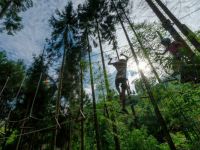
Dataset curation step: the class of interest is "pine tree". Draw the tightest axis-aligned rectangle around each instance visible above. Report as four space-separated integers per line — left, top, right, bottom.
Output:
78 1 125 149
0 0 33 34
117 1 161 83
14 54 51 149
154 0 200 52
0 51 25 120
49 2 83 149
144 0 195 60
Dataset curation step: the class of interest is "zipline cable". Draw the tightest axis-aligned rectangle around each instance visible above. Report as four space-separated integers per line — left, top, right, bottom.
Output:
180 7 200 20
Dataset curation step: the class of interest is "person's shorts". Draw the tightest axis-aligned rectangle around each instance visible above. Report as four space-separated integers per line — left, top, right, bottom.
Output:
115 78 127 89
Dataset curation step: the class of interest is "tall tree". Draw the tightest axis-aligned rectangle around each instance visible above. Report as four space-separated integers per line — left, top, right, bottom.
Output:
78 1 124 149
49 2 84 149
154 0 200 52
80 61 85 150
0 51 25 119
117 1 161 83
111 1 176 149
0 0 33 34
87 36 102 150
14 53 51 150
144 0 195 60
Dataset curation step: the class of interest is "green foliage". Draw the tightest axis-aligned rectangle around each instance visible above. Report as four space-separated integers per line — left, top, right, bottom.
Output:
6 130 18 145
171 132 191 150
0 0 33 34
0 51 25 118
1 1 200 149
121 128 161 150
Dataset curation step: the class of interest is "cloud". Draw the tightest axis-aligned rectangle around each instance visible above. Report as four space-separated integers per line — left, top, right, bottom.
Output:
0 0 199 65
0 0 75 64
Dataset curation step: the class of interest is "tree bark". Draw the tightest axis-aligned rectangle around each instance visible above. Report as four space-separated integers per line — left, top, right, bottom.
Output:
80 63 84 150
112 1 176 149
95 19 121 150
118 2 161 83
54 31 68 150
154 0 200 52
87 32 102 150
95 18 110 94
145 0 195 58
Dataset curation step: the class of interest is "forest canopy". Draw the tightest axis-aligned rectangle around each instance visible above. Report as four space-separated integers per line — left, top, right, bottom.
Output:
0 0 200 150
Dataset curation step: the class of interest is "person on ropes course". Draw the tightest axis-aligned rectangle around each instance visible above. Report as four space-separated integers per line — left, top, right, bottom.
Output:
108 54 130 112
158 38 200 82
158 38 185 75
160 38 182 60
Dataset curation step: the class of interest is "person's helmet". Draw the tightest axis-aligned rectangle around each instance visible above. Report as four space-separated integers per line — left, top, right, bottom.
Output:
161 38 171 46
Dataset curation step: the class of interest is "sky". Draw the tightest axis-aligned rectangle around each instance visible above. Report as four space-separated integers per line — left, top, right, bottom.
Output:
0 0 199 65
0 0 199 64
0 0 83 63
0 0 199 95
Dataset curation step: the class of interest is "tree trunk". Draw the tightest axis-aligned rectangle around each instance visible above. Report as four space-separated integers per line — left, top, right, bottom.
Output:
80 63 84 150
130 105 139 128
87 32 102 150
95 19 121 150
145 0 195 58
154 0 200 52
95 18 110 94
0 0 12 19
54 33 68 150
67 122 72 150
118 2 161 83
112 1 176 149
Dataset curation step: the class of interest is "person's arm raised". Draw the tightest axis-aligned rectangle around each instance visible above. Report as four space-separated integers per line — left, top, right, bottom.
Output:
108 58 113 65
120 54 129 60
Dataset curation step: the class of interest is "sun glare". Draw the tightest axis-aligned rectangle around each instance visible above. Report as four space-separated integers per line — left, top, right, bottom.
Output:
138 61 149 71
